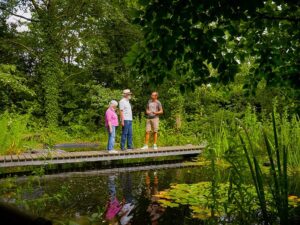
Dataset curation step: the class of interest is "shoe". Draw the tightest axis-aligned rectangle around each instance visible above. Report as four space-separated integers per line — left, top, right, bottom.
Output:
141 145 148 150
153 144 158 150
109 150 118 154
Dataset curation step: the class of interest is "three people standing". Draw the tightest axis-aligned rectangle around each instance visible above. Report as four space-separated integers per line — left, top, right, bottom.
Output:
105 90 163 152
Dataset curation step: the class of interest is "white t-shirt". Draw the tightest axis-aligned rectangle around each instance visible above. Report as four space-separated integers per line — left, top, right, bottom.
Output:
119 98 133 121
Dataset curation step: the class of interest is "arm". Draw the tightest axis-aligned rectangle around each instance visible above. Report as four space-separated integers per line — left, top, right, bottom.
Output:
108 121 113 133
120 110 125 126
146 104 151 115
155 104 163 115
155 108 163 115
119 101 125 126
106 111 113 133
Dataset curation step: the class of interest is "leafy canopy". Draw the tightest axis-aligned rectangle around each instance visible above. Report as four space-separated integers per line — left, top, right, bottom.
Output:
127 0 300 91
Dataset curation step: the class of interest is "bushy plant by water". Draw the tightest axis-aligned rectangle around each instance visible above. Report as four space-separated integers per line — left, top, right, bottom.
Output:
0 112 30 154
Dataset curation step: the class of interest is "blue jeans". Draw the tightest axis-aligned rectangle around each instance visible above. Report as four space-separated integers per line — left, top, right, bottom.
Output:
108 175 116 200
107 126 116 150
121 120 133 150
121 173 133 203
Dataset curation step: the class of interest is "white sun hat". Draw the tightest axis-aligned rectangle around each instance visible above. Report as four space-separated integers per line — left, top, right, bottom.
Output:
122 89 132 95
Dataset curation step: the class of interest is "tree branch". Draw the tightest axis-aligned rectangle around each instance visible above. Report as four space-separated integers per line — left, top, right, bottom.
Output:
257 12 300 23
30 0 42 17
5 39 38 58
0 6 39 22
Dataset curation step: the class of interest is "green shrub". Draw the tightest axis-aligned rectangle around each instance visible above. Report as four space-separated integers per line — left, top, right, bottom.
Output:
0 112 29 154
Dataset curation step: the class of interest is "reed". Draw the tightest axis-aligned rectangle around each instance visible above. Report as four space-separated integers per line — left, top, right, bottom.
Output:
238 109 289 225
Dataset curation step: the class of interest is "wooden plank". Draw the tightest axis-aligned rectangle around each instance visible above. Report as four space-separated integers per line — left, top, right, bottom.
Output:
68 152 81 158
75 152 90 158
51 151 62 159
37 152 50 160
61 152 71 158
78 151 97 157
30 153 42 160
23 154 32 161
99 151 110 157
11 155 19 161
88 151 102 157
4 155 12 162
0 145 205 168
74 152 87 157
18 155 26 161
56 152 67 159
50 152 61 159
74 151 90 157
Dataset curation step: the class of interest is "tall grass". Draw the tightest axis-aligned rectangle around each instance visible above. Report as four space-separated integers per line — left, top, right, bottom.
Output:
132 117 146 148
0 112 29 154
202 105 300 224
289 115 300 168
237 110 289 225
206 106 300 169
132 117 198 148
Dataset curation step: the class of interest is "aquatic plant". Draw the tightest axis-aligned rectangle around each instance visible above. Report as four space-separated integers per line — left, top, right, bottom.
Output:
237 109 290 225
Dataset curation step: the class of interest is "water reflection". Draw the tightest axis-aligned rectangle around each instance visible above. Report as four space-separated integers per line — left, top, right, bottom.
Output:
145 172 165 225
120 173 135 225
1 166 221 224
105 175 122 224
105 172 165 225
105 173 136 225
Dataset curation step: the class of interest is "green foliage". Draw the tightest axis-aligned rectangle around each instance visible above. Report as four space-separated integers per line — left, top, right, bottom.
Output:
0 112 29 154
0 64 35 114
128 0 300 92
0 64 35 97
132 117 146 147
1 0 142 127
236 110 290 225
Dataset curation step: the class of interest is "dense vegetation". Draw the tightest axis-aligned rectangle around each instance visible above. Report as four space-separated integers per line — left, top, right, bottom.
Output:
0 0 299 153
0 0 300 224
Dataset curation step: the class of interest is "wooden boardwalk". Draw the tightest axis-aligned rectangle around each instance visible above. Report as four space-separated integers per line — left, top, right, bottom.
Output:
0 145 204 168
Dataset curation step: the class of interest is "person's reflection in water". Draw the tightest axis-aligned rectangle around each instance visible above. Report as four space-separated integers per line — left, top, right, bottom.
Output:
146 171 165 225
105 175 122 225
119 172 135 225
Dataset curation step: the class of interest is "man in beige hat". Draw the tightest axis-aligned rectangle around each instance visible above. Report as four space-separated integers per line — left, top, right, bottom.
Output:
119 89 133 150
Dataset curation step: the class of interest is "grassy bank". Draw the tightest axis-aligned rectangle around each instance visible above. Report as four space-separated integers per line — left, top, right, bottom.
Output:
0 113 199 155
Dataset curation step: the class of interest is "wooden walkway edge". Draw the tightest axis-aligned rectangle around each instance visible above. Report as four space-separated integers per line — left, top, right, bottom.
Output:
0 145 204 168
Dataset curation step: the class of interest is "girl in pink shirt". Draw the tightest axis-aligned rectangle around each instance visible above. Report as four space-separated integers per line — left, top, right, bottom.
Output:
105 100 119 152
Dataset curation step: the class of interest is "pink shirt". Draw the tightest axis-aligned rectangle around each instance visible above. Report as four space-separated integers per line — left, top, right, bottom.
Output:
105 107 119 127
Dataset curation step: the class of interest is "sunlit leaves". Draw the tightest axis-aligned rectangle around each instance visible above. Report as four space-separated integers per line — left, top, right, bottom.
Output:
127 0 299 92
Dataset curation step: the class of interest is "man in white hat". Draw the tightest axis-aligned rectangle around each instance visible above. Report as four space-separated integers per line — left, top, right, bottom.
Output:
119 89 133 150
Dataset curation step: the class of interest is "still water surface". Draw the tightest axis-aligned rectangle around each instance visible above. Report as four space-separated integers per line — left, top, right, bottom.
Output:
13 164 215 225
2 163 300 225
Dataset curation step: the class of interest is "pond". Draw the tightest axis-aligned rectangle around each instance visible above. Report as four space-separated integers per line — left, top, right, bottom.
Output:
0 163 216 225
0 161 300 225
